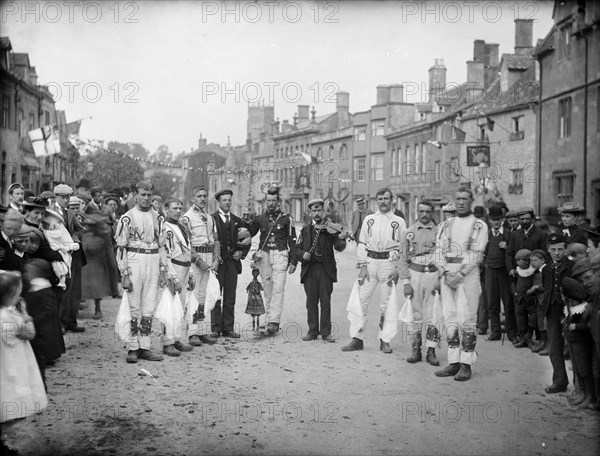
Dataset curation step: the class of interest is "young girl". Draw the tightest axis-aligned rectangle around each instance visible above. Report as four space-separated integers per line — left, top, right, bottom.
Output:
245 268 265 330
0 270 48 426
41 209 79 289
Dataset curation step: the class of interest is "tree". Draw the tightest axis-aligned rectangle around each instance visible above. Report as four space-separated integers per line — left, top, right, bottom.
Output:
79 150 144 190
151 170 179 199
106 141 150 160
153 144 172 164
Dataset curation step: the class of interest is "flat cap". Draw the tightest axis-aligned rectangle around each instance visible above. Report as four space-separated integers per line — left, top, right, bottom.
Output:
151 195 163 203
28 226 44 241
571 258 592 278
308 198 325 209
506 210 519 218
442 202 456 212
488 205 504 220
547 232 567 245
558 202 585 213
69 196 85 206
14 224 34 239
516 249 531 261
40 191 56 199
517 207 535 216
214 189 233 201
566 243 588 256
356 197 365 204
53 184 74 195
561 277 588 301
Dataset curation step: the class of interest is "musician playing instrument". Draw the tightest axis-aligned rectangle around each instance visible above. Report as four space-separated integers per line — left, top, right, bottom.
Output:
295 199 348 342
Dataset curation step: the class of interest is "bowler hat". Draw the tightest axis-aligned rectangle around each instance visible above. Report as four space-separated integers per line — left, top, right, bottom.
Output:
488 206 504 220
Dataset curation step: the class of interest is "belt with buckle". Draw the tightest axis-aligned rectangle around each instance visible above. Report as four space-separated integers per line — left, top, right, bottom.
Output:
126 247 159 254
193 245 213 253
367 250 390 260
172 259 191 267
445 257 463 263
410 263 438 273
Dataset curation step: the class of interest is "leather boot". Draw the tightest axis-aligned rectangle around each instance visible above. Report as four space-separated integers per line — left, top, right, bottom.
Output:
435 363 460 377
163 345 180 357
407 332 422 363
138 349 164 361
426 347 440 366
341 338 364 352
514 336 532 348
126 350 138 364
380 339 392 354
454 363 472 381
93 300 102 320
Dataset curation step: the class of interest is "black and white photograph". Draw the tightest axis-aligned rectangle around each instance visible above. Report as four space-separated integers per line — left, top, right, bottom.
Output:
1 1 599 455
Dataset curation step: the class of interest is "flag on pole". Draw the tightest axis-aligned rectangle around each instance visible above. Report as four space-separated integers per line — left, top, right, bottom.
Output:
66 120 82 148
28 125 61 157
300 151 317 165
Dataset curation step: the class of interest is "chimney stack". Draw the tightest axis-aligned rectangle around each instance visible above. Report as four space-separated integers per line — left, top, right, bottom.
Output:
198 134 207 148
336 91 350 129
466 60 485 101
389 84 404 103
297 105 310 121
376 85 391 105
428 59 446 103
514 19 533 55
473 40 486 62
281 119 291 132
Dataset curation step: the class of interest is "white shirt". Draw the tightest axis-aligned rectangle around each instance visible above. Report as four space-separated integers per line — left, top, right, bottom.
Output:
435 214 488 275
218 209 231 224
357 210 406 261
182 206 215 246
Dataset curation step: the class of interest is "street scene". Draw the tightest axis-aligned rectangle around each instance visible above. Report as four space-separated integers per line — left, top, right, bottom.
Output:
1 1 600 455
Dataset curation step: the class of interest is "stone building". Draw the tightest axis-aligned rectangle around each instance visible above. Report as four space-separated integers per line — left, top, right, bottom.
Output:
535 0 600 225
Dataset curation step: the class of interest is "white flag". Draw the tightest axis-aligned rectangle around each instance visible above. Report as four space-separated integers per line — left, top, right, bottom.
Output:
28 125 61 157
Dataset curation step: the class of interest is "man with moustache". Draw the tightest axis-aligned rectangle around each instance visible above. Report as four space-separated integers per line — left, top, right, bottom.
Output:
399 199 440 365
115 181 168 363
211 189 251 338
7 183 25 214
505 207 548 344
295 198 347 342
181 186 220 346
248 185 298 335
341 188 406 354
434 186 488 381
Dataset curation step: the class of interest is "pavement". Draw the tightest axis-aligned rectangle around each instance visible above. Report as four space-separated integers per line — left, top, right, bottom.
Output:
3 242 599 455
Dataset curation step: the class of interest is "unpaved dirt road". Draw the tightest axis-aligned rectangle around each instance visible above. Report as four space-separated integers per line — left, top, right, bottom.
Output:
3 246 599 455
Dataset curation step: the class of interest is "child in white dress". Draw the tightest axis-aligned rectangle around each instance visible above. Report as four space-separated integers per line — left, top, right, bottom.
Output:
41 209 79 289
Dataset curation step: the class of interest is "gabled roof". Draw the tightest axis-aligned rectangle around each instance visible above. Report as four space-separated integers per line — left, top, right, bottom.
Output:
295 112 336 130
500 54 533 70
535 26 555 57
9 52 30 67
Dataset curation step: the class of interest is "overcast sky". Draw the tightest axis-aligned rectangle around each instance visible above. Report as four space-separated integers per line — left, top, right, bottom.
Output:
3 0 555 155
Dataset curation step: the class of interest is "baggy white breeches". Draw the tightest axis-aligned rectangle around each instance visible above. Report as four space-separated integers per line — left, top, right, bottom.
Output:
440 266 480 365
351 258 398 343
408 270 439 348
256 249 289 325
162 262 189 345
188 252 211 337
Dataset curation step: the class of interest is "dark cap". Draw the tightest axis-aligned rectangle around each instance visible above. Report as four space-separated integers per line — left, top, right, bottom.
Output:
214 189 233 201
21 197 48 210
561 277 588 301
474 206 486 218
488 205 504 220
517 207 535 216
308 198 325 209
547 232 567 245
515 249 531 261
506 210 519 219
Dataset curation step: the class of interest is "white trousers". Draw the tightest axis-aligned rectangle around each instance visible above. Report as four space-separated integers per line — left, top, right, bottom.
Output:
256 249 289 325
353 258 398 343
188 252 211 336
162 262 189 345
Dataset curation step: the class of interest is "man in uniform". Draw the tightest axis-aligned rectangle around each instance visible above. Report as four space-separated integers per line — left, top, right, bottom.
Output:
248 185 297 335
295 198 347 342
115 181 168 363
162 198 195 356
341 188 406 354
399 199 440 365
211 189 251 338
434 186 488 381
181 186 219 346
351 198 372 243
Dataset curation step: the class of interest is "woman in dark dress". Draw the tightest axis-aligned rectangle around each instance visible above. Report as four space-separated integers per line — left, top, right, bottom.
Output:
22 258 66 387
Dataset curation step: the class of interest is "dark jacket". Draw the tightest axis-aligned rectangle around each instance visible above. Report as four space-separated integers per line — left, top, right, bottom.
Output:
248 210 296 253
506 225 548 273
558 223 589 245
211 211 250 275
23 287 65 363
295 222 346 284
541 258 573 317
0 232 24 272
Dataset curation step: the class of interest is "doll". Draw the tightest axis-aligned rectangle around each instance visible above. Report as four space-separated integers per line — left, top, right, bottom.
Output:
245 267 265 330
